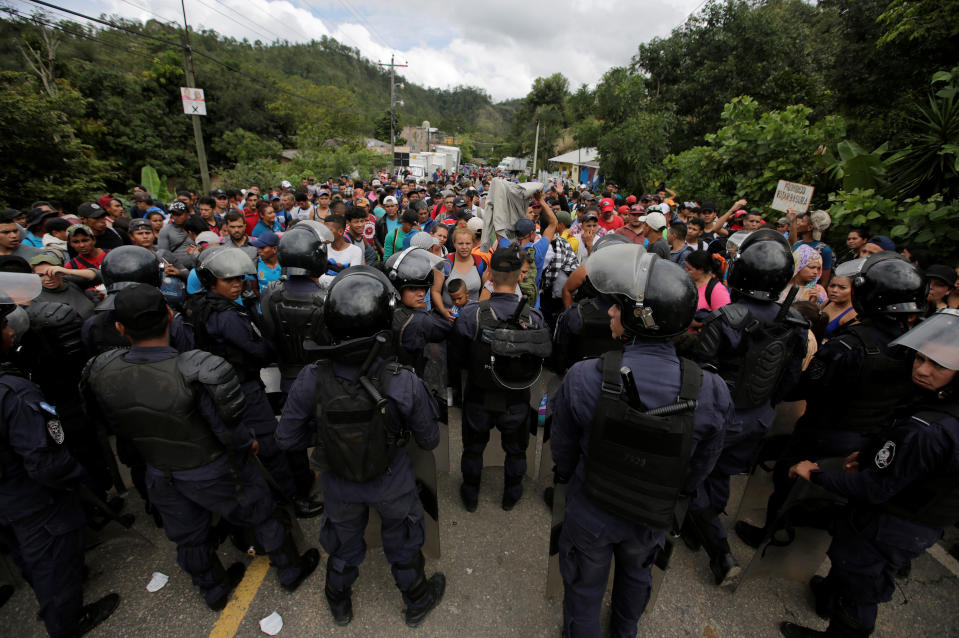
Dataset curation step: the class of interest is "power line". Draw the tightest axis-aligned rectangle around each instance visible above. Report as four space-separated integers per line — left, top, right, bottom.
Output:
334 0 394 53
193 0 288 46
115 0 179 26
3 3 162 62
208 0 314 45
20 0 369 114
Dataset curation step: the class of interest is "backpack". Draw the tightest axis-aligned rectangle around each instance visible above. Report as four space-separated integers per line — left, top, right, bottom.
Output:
518 243 539 302
313 359 407 482
445 253 486 277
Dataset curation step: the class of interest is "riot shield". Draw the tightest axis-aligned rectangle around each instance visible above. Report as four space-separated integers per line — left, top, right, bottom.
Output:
734 457 845 592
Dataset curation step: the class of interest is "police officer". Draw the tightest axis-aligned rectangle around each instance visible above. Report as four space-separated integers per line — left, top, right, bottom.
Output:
260 220 334 394
260 221 332 515
0 272 120 637
276 266 446 627
550 244 732 638
82 245 194 354
449 245 552 512
188 248 316 517
385 247 453 376
82 284 319 610
779 308 959 638
736 252 926 548
684 229 808 585
551 235 631 373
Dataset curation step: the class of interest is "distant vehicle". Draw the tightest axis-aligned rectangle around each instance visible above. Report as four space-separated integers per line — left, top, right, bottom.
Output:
496 157 528 174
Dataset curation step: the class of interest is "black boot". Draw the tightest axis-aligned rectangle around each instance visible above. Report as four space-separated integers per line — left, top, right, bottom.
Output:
780 622 828 638
280 547 320 593
324 583 353 626
404 573 446 628
734 520 766 549
543 487 554 509
292 497 324 519
709 551 740 587
207 562 247 611
460 483 478 513
809 575 833 620
74 593 121 636
681 515 703 552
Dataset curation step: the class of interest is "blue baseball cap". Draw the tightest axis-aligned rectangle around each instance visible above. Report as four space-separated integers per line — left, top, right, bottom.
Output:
514 218 536 237
250 231 279 248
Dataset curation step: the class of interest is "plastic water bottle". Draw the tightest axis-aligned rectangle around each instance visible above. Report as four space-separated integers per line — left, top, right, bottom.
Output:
537 394 548 429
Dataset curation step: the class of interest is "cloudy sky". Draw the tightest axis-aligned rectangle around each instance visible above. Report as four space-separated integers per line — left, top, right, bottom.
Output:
12 0 705 100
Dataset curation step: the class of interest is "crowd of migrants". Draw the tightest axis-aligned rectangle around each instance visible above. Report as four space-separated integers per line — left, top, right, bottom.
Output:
0 168 958 638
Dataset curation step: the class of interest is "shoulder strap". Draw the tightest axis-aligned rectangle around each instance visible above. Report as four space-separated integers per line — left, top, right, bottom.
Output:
844 323 879 354
599 349 624 397
677 357 704 402
475 299 494 340
705 278 718 307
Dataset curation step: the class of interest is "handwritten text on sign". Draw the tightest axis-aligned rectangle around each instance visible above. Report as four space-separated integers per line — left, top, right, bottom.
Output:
180 87 207 116
771 180 814 213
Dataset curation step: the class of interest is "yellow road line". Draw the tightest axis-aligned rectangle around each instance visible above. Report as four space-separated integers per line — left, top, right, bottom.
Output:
209 556 270 638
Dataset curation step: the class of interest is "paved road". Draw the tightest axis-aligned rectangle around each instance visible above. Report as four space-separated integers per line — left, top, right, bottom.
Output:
2 407 958 637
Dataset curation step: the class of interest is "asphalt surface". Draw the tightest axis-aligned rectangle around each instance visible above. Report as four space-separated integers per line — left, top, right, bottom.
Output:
2 406 959 638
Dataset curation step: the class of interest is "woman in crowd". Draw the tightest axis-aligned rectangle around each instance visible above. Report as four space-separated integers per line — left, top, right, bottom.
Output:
431 226 488 321
784 244 827 304
820 274 857 339
685 250 730 331
840 227 870 263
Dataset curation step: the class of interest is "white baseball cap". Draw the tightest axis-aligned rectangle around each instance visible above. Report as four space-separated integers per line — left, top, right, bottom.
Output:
639 211 667 232
466 217 484 233
280 180 292 189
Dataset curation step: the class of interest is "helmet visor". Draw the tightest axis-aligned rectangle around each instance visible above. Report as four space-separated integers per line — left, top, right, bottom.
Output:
585 243 650 301
204 248 256 279
890 308 959 370
0 272 42 304
833 257 867 279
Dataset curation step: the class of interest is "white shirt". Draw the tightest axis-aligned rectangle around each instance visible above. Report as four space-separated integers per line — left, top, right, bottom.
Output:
319 243 364 287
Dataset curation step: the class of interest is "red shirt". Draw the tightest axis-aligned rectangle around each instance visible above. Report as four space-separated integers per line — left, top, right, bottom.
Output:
597 214 625 232
65 250 107 270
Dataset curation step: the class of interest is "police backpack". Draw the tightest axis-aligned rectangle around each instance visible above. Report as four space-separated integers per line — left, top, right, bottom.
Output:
313 359 408 482
469 297 552 392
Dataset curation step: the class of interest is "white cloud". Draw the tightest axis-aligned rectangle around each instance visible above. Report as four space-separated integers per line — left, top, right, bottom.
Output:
61 0 704 100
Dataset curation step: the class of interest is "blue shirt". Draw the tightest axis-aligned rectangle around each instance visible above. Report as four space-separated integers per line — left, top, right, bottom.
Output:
252 219 284 238
254 258 282 292
24 232 44 248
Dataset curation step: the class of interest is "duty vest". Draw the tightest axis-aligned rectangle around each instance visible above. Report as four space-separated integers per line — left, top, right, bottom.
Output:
835 324 913 436
710 303 806 410
87 351 226 472
188 295 261 383
569 298 621 364
466 299 551 399
584 350 702 529
264 284 326 378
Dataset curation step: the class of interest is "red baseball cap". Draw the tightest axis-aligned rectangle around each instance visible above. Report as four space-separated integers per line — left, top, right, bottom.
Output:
599 198 615 213
618 205 631 215
625 195 637 205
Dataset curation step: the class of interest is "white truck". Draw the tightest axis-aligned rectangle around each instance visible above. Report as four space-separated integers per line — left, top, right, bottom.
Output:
410 149 460 176
433 145 462 170
496 156 529 174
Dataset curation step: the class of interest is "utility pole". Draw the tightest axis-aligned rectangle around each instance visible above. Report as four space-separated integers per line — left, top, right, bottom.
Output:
532 120 540 178
180 0 211 194
378 54 408 175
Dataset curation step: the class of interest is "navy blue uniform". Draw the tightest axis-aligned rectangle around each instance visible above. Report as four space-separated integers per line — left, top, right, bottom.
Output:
690 299 803 548
551 297 615 373
82 310 194 354
449 292 546 503
804 397 958 635
276 359 440 610
201 292 296 498
89 346 302 604
551 342 731 638
763 319 910 529
0 372 87 638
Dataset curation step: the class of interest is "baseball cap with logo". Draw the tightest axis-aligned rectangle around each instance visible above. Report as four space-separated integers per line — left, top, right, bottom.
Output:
77 202 107 219
599 198 615 213
249 231 278 248
128 219 153 232
168 201 189 216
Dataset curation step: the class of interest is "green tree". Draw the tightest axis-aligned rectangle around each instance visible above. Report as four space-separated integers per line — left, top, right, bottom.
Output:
0 71 113 208
212 128 282 164
509 73 570 160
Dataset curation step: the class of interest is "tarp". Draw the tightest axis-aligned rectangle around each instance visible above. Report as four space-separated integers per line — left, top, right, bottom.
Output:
480 178 543 251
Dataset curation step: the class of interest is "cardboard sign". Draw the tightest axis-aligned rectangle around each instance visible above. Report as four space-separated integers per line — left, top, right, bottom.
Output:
771 180 814 213
180 87 206 116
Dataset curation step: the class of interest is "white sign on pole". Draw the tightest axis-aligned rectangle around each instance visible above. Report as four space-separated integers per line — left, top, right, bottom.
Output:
180 87 207 116
771 180 814 213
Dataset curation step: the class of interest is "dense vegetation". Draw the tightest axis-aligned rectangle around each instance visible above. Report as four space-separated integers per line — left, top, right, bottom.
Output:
1 0 957 253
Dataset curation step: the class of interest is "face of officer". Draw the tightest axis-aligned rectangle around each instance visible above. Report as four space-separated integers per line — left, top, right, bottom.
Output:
401 286 428 309
608 303 625 339
912 352 956 392
211 276 244 300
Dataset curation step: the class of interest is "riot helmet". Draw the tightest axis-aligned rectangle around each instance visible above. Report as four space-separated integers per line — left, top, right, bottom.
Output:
197 247 256 289
586 243 697 339
725 228 793 301
0 272 41 320
278 220 333 277
101 245 161 289
834 252 925 318
324 266 397 342
579 233 633 299
385 247 442 289
891 308 959 371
